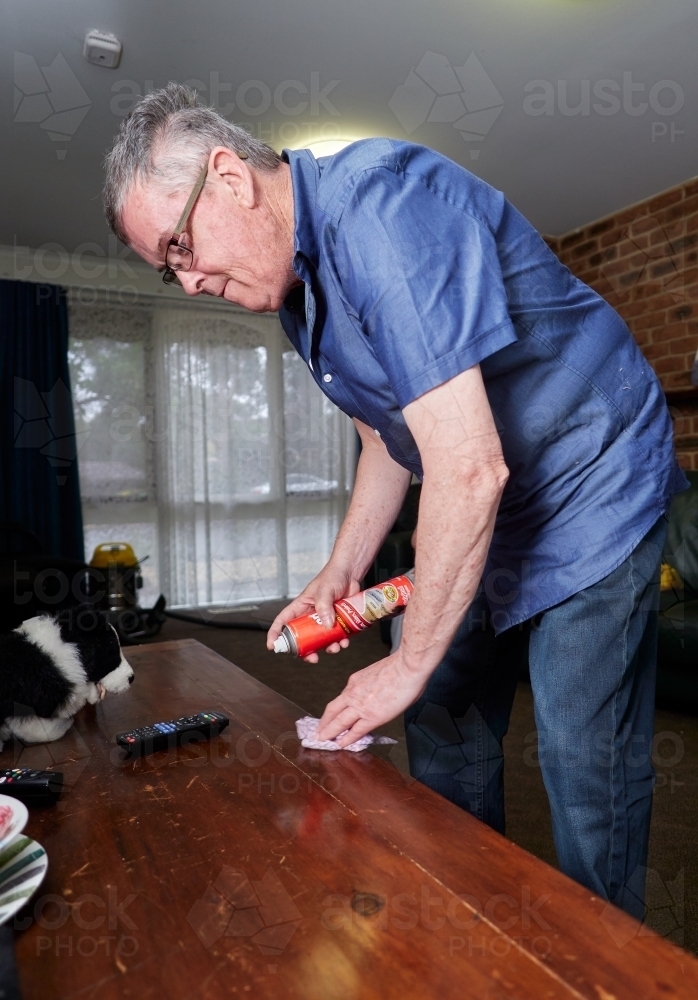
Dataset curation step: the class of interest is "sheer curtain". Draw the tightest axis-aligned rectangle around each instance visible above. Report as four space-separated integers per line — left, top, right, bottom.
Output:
153 306 355 607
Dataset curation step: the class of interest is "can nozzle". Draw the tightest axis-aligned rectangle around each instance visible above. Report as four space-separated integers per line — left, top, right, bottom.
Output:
273 634 290 654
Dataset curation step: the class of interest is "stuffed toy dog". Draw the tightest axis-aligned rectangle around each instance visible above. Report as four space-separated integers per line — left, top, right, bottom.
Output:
0 607 134 748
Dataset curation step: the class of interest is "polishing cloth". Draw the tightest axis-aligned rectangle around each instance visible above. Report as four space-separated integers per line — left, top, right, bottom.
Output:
295 715 397 753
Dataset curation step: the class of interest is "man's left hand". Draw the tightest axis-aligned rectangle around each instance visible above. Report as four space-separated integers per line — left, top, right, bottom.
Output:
315 651 429 747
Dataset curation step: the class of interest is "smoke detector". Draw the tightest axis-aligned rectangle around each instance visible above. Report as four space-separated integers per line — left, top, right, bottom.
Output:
83 30 122 69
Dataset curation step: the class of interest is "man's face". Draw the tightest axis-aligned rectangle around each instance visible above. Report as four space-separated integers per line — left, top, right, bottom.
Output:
120 149 298 312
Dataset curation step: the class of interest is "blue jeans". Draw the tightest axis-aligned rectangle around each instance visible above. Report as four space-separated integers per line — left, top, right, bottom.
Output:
404 515 667 919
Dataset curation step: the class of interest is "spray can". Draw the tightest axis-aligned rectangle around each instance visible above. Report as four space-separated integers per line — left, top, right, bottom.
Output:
273 575 414 657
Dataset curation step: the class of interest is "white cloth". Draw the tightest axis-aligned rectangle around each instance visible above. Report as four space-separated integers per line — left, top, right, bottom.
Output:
295 715 397 753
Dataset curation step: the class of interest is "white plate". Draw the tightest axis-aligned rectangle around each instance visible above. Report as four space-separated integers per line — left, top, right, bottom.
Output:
0 835 48 925
0 795 28 851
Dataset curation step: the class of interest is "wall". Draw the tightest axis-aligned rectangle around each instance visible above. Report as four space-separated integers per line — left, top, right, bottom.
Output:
544 178 698 471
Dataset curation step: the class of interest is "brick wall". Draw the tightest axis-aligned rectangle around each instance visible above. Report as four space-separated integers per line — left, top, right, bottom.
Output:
544 178 698 471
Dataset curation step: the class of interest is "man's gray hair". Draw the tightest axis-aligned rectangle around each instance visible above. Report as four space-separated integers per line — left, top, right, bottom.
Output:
103 83 282 244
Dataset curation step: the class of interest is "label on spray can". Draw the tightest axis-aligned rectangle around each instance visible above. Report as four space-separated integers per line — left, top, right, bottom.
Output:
275 575 414 657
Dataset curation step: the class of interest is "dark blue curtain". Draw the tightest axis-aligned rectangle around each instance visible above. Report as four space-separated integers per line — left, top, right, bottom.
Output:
0 279 84 560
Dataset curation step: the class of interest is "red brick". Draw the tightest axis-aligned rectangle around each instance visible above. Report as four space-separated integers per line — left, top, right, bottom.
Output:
607 238 642 262
600 228 624 249
670 234 698 254
630 281 664 301
681 178 698 198
586 219 614 237
619 299 652 319
646 293 682 313
615 205 650 228
633 309 669 330
660 193 698 224
647 188 684 214
560 230 587 250
664 370 693 388
655 356 683 375
570 239 597 259
650 259 679 279
667 337 697 356
642 342 671 361
659 321 688 339
618 269 645 288
651 327 674 343
602 254 647 278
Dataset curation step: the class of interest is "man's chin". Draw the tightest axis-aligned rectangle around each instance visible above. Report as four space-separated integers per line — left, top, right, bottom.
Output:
222 280 278 313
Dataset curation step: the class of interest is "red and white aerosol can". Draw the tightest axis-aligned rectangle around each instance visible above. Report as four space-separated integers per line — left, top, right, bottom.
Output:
273 575 414 657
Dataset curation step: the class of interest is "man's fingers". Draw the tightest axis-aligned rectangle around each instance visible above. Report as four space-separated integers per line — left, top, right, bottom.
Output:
335 720 373 748
313 598 336 629
266 595 315 648
316 705 360 742
317 693 347 731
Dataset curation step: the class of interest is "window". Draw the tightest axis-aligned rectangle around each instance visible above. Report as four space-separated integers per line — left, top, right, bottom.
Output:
68 301 355 609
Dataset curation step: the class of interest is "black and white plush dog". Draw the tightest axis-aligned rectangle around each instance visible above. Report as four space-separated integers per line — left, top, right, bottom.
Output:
0 608 134 748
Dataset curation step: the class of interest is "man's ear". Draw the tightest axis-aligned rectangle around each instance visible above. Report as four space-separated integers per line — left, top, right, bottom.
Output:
209 146 255 209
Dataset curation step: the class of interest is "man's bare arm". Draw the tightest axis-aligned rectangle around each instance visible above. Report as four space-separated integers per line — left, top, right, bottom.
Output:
316 365 508 744
327 418 412 597
267 417 411 660
398 364 508 673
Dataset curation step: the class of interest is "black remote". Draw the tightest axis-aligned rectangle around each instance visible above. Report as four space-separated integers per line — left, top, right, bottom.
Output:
115 711 229 757
0 768 63 806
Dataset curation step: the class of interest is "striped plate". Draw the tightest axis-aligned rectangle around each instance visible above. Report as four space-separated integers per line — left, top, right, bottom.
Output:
0 836 48 926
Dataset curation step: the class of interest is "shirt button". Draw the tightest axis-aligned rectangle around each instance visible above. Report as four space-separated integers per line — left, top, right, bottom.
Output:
323 373 332 383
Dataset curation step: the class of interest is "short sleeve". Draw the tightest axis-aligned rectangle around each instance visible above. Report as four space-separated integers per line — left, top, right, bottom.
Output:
332 164 518 408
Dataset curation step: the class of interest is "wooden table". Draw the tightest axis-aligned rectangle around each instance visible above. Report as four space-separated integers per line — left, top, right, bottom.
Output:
8 638 698 999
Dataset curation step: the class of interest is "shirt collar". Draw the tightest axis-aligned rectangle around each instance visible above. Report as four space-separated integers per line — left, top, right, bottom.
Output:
282 148 320 273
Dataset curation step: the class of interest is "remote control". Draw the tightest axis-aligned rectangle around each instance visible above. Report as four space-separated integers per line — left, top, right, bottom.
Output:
115 711 229 757
0 768 64 806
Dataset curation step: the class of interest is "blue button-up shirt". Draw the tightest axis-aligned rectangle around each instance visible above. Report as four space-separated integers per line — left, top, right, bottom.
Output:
279 139 687 632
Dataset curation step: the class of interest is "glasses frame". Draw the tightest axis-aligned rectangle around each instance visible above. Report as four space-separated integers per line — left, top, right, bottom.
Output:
162 151 248 285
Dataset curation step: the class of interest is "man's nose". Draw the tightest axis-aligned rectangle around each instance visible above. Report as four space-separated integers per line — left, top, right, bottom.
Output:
177 270 202 295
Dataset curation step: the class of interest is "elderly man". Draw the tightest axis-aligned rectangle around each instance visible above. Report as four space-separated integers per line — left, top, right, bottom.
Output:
104 84 686 917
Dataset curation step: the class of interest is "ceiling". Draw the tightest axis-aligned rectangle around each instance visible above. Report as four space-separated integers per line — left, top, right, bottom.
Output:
3 0 697 260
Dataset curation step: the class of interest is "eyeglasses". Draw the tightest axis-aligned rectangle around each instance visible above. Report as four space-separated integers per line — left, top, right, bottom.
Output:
162 151 248 285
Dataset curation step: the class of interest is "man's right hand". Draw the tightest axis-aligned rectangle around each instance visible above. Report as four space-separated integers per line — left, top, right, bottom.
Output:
267 416 412 663
266 562 363 663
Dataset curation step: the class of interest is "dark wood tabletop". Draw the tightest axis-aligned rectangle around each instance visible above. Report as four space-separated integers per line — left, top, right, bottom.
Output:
7 638 698 999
